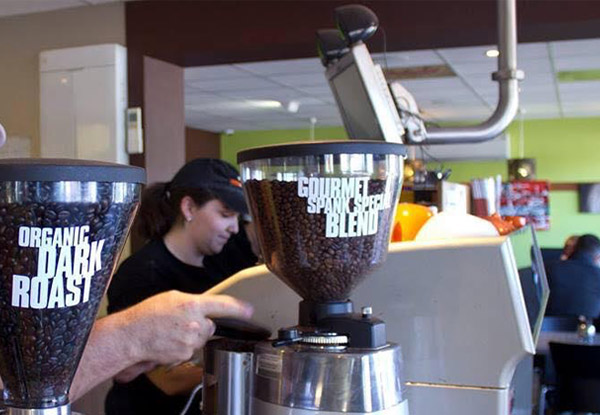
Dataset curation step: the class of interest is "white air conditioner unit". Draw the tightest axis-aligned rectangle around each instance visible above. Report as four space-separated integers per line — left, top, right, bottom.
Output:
40 44 128 163
414 133 511 161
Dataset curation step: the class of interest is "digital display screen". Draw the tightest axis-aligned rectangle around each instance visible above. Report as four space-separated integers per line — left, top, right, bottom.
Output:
325 43 401 143
329 64 382 140
508 225 549 343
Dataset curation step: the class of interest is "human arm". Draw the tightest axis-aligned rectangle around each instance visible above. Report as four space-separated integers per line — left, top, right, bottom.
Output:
69 291 252 401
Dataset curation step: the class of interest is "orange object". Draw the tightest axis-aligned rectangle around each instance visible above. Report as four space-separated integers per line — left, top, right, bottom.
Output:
484 213 517 235
392 222 402 241
392 203 434 241
505 215 527 229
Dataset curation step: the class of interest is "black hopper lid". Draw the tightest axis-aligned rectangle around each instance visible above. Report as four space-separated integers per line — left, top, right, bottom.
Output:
0 158 146 184
238 140 406 164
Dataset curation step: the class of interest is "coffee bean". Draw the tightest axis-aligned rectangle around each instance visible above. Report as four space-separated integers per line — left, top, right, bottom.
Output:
244 179 394 302
0 181 139 409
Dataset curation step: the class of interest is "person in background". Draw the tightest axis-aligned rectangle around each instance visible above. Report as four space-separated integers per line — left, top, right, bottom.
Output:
560 234 580 261
104 159 259 415
546 234 600 317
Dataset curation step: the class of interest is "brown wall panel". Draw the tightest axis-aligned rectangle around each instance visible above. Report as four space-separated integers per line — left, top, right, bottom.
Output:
186 127 220 161
126 0 600 68
143 56 185 184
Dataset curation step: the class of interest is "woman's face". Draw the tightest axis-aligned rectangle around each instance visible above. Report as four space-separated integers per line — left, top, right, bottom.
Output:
187 198 239 256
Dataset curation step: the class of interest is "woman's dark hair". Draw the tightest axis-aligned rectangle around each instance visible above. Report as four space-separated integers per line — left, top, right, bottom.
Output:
135 182 215 240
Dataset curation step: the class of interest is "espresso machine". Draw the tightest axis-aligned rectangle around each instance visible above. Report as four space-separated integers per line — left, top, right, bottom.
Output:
204 141 409 415
0 159 144 415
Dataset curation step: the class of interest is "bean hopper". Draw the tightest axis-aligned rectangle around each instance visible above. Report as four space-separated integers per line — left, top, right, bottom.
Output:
204 141 409 415
0 159 144 415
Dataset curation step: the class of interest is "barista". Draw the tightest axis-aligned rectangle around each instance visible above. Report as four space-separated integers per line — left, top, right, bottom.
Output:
104 159 259 415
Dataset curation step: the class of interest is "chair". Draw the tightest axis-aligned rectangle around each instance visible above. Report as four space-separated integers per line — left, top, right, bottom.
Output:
549 341 600 414
540 248 563 265
536 317 581 414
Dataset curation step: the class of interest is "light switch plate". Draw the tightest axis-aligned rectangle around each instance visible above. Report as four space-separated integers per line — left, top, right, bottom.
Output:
126 107 143 154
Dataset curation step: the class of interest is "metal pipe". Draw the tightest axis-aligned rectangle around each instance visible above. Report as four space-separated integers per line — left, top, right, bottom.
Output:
0 122 6 148
422 0 523 144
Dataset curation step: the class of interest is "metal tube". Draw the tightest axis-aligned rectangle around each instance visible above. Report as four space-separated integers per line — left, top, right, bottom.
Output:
7 405 70 415
203 341 254 415
423 0 522 144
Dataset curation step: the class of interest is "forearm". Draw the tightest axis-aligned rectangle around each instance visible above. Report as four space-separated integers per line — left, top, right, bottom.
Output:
70 311 139 401
69 291 252 401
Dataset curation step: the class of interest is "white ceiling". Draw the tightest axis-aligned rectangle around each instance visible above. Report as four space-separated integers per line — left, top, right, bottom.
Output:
0 0 123 18
185 38 600 133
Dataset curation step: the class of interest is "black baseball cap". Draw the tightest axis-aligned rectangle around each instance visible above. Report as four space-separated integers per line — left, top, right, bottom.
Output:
169 158 248 215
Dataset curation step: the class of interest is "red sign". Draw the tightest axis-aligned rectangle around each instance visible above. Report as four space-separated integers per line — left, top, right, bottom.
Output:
500 181 550 230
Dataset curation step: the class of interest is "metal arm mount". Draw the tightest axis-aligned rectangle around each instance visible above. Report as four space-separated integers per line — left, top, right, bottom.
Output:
412 0 523 145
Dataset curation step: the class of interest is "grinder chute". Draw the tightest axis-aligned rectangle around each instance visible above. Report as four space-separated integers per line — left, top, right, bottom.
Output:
0 159 144 415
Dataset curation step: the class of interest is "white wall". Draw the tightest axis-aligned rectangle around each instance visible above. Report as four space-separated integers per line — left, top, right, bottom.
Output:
0 3 125 156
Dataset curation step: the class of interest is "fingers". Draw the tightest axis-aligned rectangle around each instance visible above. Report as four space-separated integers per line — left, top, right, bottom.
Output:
156 318 214 366
196 294 253 320
187 318 216 341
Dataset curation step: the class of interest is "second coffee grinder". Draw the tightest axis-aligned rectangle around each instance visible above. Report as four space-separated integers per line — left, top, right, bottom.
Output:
204 140 409 415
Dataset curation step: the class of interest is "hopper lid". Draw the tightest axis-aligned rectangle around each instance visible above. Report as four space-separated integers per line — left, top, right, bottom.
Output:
238 140 406 164
0 158 146 184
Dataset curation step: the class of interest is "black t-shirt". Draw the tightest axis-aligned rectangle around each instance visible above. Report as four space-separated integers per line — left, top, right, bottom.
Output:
546 257 600 318
104 229 257 415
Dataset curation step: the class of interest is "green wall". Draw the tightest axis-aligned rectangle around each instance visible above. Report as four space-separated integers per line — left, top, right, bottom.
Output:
439 117 600 248
221 117 600 248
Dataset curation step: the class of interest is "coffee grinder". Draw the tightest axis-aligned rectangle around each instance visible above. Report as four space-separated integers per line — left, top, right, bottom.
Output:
204 141 408 415
0 159 144 415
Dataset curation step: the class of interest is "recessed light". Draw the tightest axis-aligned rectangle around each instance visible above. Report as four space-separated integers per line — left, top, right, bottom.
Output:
485 49 500 58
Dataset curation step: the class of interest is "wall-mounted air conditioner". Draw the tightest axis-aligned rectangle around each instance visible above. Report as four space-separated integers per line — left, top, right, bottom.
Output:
40 44 128 163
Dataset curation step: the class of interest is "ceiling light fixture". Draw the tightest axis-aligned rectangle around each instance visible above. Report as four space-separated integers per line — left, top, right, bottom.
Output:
507 107 536 181
250 100 282 109
485 49 500 58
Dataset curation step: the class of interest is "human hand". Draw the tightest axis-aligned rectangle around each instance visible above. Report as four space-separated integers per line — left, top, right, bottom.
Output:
122 291 253 366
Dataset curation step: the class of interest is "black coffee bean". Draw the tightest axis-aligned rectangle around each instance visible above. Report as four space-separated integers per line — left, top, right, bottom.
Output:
244 179 393 302
0 181 139 409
